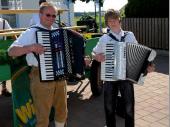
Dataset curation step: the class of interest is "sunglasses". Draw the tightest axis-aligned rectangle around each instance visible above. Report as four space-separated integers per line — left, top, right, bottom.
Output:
45 14 56 18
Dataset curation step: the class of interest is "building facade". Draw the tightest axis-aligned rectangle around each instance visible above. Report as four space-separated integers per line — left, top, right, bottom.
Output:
0 0 74 28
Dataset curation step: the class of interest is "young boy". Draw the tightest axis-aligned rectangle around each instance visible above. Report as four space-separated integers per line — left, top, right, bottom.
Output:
92 9 154 127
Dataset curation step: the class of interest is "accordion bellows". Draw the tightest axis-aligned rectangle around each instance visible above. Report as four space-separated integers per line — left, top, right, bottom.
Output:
101 42 156 85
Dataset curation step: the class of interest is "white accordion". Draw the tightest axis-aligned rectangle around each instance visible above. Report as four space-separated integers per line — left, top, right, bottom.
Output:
101 42 156 85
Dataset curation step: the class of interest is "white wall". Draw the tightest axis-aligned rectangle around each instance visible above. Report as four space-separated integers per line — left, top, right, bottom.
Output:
17 0 39 27
17 0 74 28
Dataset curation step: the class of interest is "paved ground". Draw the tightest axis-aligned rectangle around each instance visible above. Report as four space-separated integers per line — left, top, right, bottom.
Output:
0 51 169 127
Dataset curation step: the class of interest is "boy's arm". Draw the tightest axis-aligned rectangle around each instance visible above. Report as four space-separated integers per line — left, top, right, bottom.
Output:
147 63 155 73
92 51 105 62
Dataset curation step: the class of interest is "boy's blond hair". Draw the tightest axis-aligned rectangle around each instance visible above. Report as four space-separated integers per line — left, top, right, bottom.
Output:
104 9 121 26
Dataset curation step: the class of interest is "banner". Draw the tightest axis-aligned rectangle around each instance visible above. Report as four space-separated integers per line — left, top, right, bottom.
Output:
11 66 36 127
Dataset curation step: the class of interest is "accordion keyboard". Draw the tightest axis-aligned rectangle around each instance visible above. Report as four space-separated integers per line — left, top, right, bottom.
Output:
101 42 126 81
37 32 55 81
36 28 85 81
101 43 115 81
101 41 156 84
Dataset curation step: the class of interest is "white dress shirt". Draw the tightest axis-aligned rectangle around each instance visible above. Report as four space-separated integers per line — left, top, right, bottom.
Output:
93 29 138 54
8 23 53 67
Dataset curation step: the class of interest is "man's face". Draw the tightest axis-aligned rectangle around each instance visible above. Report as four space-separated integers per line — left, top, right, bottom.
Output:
40 6 56 29
107 18 121 28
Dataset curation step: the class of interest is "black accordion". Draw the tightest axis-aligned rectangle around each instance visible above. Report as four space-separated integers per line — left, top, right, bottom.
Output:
101 42 156 85
36 28 85 81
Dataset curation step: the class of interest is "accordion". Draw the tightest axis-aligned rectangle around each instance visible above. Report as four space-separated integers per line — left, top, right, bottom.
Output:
101 42 156 85
36 28 85 81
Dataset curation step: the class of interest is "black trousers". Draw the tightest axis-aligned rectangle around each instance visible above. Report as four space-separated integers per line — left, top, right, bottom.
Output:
104 80 134 127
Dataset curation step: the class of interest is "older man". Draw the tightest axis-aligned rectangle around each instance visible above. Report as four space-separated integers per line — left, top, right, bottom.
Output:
8 3 67 127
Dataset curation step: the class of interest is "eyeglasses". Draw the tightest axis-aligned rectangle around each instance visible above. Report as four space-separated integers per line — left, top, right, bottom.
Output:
45 14 56 18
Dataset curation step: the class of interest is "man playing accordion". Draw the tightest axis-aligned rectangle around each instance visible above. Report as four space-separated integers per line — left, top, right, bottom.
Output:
8 3 67 127
92 9 155 127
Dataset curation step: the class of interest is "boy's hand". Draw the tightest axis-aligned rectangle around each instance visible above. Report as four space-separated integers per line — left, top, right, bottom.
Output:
95 53 105 62
147 63 155 73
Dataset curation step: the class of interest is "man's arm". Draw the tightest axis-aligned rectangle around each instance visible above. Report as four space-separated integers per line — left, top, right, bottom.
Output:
8 44 45 57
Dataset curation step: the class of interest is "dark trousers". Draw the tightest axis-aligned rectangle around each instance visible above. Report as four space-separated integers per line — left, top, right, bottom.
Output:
104 80 134 127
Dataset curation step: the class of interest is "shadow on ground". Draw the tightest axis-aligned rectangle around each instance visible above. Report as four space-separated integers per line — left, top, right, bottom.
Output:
0 54 168 127
0 96 13 127
67 81 124 127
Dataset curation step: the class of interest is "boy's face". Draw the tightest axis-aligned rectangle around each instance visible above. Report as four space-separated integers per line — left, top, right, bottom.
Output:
107 18 121 29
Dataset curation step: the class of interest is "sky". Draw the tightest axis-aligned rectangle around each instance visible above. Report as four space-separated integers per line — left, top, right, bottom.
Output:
74 0 128 12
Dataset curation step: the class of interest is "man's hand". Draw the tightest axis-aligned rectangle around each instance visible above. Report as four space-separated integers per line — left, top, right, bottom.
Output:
29 44 45 54
8 44 45 57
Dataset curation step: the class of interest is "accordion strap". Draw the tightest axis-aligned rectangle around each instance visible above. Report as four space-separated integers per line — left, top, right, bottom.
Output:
29 26 59 32
29 26 50 31
121 31 129 42
107 31 129 42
